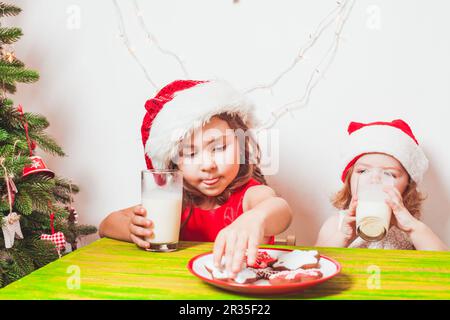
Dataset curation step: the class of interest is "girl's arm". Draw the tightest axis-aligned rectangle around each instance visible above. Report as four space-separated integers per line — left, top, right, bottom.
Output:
315 214 350 247
99 205 136 242
213 185 293 276
403 219 448 251
384 187 448 251
315 198 358 248
243 185 293 238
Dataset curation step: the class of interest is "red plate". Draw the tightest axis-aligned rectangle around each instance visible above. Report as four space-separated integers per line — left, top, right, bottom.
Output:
187 247 341 295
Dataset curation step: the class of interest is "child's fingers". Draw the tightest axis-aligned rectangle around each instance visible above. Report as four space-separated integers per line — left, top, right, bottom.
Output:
134 206 147 217
383 186 403 202
224 232 238 275
213 232 226 268
231 235 248 274
130 234 150 249
132 214 153 228
385 197 403 213
392 187 403 200
384 189 404 211
246 236 259 267
130 224 153 238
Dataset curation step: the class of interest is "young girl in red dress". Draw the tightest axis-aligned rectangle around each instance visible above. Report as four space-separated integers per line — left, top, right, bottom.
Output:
99 79 293 276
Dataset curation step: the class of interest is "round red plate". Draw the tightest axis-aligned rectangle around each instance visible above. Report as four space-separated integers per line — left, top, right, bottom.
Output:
187 248 341 295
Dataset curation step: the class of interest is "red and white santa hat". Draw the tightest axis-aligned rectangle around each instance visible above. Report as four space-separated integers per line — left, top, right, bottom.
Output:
141 79 256 169
340 119 429 184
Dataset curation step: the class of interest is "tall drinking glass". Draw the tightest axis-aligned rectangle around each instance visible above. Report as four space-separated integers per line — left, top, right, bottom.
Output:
356 168 395 242
141 170 183 252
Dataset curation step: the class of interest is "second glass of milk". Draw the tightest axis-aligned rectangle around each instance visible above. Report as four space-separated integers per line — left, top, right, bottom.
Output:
355 168 395 242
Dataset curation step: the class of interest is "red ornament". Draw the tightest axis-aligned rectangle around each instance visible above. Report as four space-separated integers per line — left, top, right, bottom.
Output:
22 156 55 178
40 209 66 252
40 231 66 251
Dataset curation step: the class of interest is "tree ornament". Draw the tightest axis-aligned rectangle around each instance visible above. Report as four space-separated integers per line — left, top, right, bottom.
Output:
17 105 55 178
22 155 55 178
67 206 78 224
1 212 23 249
40 208 66 256
40 232 66 252
1 48 15 63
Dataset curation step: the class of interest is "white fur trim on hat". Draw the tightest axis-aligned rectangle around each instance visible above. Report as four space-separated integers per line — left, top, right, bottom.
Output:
341 125 429 183
145 80 256 169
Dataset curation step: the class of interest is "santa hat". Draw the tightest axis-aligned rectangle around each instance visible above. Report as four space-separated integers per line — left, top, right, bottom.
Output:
340 119 429 184
141 79 256 169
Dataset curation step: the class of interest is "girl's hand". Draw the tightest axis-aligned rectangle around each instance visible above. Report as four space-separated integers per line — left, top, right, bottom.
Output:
338 197 358 242
128 205 154 249
213 210 265 278
384 186 418 233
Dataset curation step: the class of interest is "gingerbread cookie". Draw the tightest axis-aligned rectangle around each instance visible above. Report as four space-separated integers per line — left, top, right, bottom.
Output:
272 250 320 271
247 251 278 269
268 268 323 285
254 267 281 280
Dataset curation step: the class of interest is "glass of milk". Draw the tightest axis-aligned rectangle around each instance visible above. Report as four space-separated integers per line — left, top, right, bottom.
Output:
355 168 395 242
141 169 183 252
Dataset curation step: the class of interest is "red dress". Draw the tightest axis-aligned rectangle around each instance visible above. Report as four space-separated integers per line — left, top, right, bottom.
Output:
180 178 275 245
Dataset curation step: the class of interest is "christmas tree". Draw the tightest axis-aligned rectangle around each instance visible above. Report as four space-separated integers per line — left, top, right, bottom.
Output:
0 2 97 288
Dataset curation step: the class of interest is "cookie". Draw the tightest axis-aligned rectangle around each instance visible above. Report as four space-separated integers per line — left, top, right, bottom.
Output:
254 267 281 280
247 251 278 269
204 263 258 284
272 250 320 271
232 268 259 284
204 264 231 282
268 268 323 285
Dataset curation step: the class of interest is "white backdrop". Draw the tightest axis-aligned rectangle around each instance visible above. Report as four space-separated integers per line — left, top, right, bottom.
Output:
8 0 450 247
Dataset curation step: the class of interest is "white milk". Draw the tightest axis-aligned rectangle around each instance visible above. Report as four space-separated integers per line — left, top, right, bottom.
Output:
356 200 391 240
142 193 182 244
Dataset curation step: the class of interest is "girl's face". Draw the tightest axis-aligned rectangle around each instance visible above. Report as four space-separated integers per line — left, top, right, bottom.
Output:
177 116 240 197
350 153 410 197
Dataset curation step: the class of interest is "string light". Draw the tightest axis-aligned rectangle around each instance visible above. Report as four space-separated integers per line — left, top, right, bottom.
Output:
254 0 355 131
112 0 355 130
112 0 159 90
132 0 189 79
244 1 346 94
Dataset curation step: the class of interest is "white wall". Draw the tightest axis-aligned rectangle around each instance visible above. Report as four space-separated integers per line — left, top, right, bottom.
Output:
8 0 450 247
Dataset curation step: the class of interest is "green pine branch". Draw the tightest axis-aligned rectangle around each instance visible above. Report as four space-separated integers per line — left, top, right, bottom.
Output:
24 113 50 130
2 82 15 94
29 131 65 156
75 225 98 236
0 3 21 17
0 105 50 133
0 27 22 44
0 128 7 141
8 246 34 275
0 65 39 84
13 191 33 215
52 177 80 204
0 58 25 69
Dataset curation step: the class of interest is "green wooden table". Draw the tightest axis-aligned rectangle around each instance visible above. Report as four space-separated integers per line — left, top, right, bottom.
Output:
0 238 449 300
